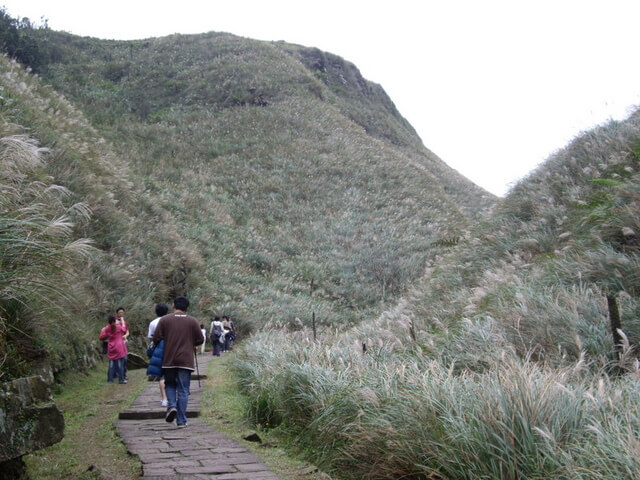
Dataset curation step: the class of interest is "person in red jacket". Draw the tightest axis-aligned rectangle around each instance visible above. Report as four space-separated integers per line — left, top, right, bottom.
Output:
99 315 128 384
152 296 204 427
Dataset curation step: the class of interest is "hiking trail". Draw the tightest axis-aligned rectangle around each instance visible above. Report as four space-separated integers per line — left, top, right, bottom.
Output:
116 353 280 479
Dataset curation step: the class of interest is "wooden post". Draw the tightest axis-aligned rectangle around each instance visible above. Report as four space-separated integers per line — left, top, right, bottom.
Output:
312 311 317 342
409 319 416 343
607 294 622 352
310 279 317 342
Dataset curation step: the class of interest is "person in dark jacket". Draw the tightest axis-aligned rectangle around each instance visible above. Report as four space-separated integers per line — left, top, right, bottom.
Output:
152 296 204 428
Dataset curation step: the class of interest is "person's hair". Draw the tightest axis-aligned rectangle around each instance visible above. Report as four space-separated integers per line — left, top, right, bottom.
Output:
108 314 116 332
213 315 221 321
222 315 230 320
173 296 189 311
155 303 169 317
200 324 204 329
116 307 125 313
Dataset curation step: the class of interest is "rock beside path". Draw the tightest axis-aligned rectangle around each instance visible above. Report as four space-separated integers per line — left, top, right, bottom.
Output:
0 376 64 479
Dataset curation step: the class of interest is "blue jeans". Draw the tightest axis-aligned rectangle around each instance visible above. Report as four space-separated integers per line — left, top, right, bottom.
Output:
163 368 191 425
108 357 126 383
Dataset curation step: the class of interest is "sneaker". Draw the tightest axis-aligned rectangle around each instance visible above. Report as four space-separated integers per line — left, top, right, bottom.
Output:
177 422 188 428
165 407 177 423
119 380 127 384
161 399 168 407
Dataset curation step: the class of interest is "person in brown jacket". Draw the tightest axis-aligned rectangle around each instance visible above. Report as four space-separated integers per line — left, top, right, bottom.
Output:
152 296 204 427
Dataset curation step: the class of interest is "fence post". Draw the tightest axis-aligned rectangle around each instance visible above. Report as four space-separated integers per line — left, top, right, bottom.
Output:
310 279 317 342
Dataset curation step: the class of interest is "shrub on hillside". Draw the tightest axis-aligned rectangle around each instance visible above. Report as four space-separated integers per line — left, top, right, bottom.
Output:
0 134 94 380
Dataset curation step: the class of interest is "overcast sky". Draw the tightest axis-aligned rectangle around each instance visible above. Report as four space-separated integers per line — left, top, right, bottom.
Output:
2 0 639 196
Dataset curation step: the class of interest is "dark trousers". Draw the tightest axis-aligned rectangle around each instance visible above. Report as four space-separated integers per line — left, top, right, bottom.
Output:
211 336 221 356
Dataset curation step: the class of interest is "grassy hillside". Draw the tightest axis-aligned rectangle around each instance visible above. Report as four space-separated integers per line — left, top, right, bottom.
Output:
0 24 493 380
234 110 640 479
4 13 640 480
0 54 205 379
26 30 493 323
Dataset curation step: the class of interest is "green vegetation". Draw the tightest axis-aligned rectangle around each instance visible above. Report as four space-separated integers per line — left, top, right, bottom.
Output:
0 22 492 380
0 131 94 380
234 335 640 479
201 352 333 479
0 54 194 379
2 11 640 479
234 112 640 478
0 8 50 72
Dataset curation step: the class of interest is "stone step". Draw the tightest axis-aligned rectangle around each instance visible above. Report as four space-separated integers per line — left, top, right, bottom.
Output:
119 408 200 420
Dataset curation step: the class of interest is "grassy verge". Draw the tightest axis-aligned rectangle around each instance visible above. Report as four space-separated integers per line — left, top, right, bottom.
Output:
200 351 334 480
24 360 147 480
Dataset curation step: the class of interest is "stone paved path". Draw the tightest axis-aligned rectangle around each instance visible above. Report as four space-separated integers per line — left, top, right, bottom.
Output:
116 353 281 480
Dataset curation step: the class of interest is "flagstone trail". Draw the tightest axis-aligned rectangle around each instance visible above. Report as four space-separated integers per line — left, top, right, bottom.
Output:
116 354 280 480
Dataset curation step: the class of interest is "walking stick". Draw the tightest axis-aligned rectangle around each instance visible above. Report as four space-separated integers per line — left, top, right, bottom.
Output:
194 349 201 388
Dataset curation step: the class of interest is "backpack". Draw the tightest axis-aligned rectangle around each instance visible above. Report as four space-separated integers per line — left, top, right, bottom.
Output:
211 322 223 338
146 339 165 378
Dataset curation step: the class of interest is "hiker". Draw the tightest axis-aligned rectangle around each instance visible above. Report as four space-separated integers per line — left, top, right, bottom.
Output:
222 315 232 352
115 307 129 380
152 296 204 428
199 324 207 354
228 317 237 350
210 316 223 357
147 303 169 407
99 315 128 384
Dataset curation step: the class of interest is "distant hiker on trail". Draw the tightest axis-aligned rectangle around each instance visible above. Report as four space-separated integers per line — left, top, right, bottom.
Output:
199 324 207 355
147 302 169 407
115 307 129 380
152 296 204 428
222 315 232 352
99 315 128 384
228 317 237 350
210 316 223 357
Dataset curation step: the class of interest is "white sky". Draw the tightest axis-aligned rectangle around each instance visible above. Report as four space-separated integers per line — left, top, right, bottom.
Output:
2 0 639 196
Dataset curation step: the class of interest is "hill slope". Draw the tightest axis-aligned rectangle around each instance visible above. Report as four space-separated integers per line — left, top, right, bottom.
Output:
29 30 494 322
6 16 640 480
1 26 493 378
233 109 640 479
